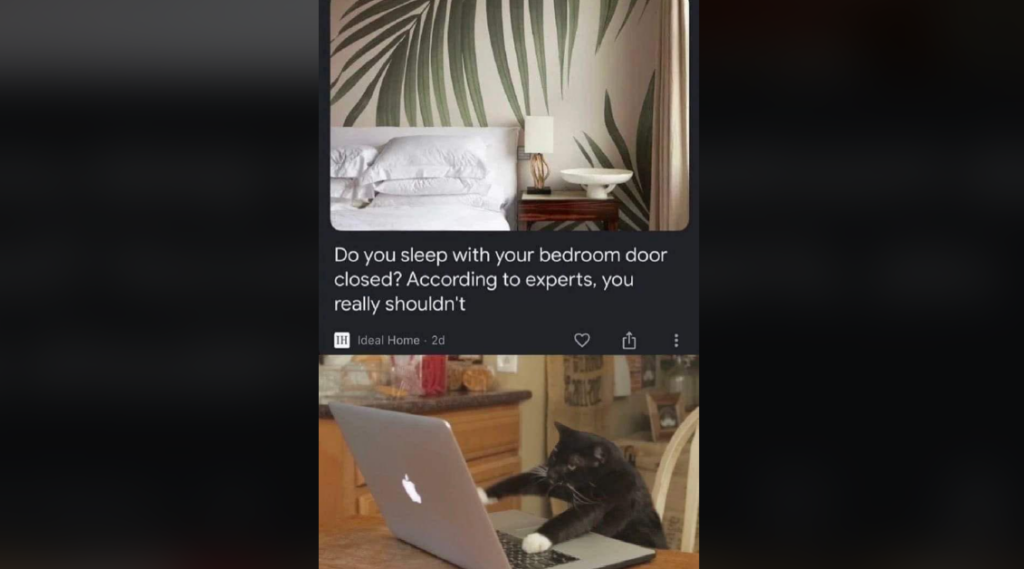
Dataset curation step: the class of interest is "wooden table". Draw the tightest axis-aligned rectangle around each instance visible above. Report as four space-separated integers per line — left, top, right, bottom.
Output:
518 190 620 231
320 516 699 569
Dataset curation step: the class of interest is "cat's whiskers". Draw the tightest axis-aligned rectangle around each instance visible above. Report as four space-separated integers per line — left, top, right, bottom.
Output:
574 490 598 505
526 466 548 484
563 483 599 505
568 492 596 509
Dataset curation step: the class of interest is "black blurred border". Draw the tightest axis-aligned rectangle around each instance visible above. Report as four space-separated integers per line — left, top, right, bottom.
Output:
3 1 1022 568
708 1 1021 568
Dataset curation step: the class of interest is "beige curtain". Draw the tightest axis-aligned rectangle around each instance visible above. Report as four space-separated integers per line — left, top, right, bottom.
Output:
651 0 691 231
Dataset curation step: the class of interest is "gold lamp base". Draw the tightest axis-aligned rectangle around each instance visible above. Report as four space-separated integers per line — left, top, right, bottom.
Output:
529 153 550 194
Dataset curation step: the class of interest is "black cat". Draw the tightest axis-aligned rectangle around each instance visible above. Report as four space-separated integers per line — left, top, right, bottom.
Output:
479 422 668 553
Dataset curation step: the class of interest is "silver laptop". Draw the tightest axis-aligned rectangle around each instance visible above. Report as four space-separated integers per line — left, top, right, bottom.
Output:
330 402 656 569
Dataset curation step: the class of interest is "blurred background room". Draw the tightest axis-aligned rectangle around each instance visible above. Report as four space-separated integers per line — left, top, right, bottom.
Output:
319 354 699 552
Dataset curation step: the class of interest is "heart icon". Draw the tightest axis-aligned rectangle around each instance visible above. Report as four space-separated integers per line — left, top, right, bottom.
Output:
574 333 591 348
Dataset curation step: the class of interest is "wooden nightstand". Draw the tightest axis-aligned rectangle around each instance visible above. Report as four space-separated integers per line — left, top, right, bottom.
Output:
517 190 620 231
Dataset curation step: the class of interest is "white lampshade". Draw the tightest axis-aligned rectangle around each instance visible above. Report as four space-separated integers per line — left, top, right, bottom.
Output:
524 116 554 154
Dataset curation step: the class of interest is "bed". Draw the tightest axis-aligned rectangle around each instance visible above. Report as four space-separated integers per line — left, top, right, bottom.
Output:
329 126 520 231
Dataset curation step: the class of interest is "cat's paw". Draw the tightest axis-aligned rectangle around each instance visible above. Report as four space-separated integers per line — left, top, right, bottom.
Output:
477 487 498 506
522 533 553 554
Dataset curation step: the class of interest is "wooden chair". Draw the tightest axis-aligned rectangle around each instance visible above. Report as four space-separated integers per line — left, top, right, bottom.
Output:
651 406 699 552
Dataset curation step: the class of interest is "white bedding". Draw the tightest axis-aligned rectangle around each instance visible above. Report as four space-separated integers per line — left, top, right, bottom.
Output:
329 126 519 231
331 203 510 231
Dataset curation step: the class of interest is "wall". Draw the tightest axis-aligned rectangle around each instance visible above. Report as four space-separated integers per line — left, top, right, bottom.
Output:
485 355 549 517
331 0 661 230
606 366 656 437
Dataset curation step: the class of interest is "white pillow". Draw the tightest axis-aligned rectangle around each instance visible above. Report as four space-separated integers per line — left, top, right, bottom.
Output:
331 127 519 207
330 145 378 178
330 178 375 201
369 193 504 213
360 135 489 184
373 178 491 196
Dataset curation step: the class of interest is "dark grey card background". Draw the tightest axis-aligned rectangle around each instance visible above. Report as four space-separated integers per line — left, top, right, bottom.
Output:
319 0 698 356
319 232 698 355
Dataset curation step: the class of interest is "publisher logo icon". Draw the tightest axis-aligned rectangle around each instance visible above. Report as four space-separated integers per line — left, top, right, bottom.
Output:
334 332 351 349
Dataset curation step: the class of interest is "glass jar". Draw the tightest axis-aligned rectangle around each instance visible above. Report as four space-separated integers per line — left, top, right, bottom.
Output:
447 360 469 391
391 355 424 396
462 364 494 392
421 356 447 396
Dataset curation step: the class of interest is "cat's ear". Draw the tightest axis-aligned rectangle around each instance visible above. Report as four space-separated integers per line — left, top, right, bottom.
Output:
554 422 573 438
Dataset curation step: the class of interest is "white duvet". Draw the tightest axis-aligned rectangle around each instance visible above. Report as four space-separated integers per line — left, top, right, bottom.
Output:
331 203 509 231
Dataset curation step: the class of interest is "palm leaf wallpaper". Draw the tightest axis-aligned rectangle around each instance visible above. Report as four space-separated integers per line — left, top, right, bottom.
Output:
331 0 660 230
571 73 655 231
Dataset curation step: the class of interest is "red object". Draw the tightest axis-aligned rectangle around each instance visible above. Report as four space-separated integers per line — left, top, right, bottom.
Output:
421 356 447 396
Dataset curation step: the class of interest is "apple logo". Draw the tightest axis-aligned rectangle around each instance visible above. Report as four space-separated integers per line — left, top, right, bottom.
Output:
402 474 422 504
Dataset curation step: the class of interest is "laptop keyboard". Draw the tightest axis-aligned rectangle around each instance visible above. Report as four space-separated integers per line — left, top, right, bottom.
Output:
497 531 579 569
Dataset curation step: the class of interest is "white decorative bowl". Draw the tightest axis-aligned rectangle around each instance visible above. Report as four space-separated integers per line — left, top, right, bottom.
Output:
561 168 634 199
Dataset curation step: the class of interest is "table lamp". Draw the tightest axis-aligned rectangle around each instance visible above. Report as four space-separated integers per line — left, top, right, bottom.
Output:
525 116 554 195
